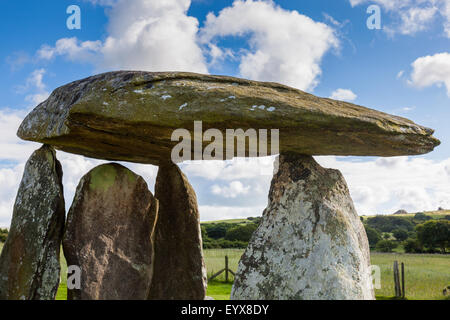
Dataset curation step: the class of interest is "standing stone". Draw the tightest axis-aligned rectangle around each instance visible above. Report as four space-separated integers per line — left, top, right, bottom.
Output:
0 145 65 300
149 161 206 300
231 154 374 300
63 163 158 300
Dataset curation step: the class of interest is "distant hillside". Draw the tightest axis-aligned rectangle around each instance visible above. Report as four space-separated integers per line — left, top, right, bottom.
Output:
362 209 450 221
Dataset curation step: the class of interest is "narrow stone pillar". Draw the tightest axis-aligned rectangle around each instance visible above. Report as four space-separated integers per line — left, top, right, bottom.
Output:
149 161 206 300
63 163 158 300
0 145 65 300
231 153 374 300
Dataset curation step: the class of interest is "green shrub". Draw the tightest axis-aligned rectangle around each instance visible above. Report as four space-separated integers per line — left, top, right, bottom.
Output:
403 239 423 253
204 223 234 240
416 220 450 253
393 229 409 241
225 224 258 242
367 215 414 233
375 240 398 252
364 225 381 249
414 212 432 222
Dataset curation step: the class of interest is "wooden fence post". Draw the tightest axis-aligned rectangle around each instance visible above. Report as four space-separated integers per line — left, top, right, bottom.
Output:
401 262 405 298
207 255 235 282
393 261 401 297
225 255 229 282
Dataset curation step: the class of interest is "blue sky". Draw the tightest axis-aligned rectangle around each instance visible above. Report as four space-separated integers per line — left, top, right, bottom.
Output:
0 0 449 226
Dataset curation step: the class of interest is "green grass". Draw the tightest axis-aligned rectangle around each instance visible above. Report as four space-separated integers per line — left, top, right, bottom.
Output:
370 252 450 300
2 242 448 300
206 280 233 300
203 249 450 300
55 246 68 300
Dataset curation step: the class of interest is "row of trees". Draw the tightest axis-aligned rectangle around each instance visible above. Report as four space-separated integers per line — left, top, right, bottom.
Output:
364 214 450 253
202 218 261 249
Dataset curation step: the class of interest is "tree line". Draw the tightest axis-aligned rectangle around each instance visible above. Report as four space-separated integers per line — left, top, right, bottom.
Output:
201 217 261 249
363 213 450 254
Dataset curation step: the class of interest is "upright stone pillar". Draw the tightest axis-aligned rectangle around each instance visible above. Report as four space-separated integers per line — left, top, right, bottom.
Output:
0 145 65 300
149 161 207 300
231 154 374 300
63 163 158 300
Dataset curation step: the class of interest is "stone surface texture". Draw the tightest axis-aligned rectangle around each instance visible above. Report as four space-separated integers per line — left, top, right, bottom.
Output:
17 71 439 165
0 145 65 300
231 154 375 300
149 161 207 300
63 163 158 300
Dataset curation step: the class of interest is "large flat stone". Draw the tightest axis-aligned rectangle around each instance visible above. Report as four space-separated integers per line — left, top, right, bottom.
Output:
17 71 439 165
63 163 158 300
231 154 374 300
0 145 65 300
149 161 207 300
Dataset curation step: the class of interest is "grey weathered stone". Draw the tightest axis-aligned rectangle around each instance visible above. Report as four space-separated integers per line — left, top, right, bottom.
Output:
231 153 374 300
149 161 207 300
63 163 158 300
17 71 439 165
0 145 65 300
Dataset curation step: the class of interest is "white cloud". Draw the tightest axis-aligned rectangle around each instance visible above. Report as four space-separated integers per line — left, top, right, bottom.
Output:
200 0 338 91
444 0 450 37
199 205 264 222
409 52 450 96
182 154 450 217
38 0 338 90
0 163 25 228
38 0 207 73
0 110 37 163
38 38 102 63
398 5 438 35
329 88 357 102
16 69 50 106
316 156 450 215
350 0 450 37
211 181 250 198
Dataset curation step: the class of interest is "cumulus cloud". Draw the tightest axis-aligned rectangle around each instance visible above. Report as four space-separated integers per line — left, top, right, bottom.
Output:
211 181 250 198
38 38 102 63
200 0 338 91
397 5 438 35
37 0 339 90
14 69 50 106
198 205 264 222
350 0 450 37
409 52 450 96
329 88 357 102
316 156 450 215
183 155 450 218
0 110 37 163
38 0 207 73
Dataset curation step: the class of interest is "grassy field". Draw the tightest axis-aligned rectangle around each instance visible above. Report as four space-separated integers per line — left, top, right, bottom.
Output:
57 248 450 300
2 242 449 300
